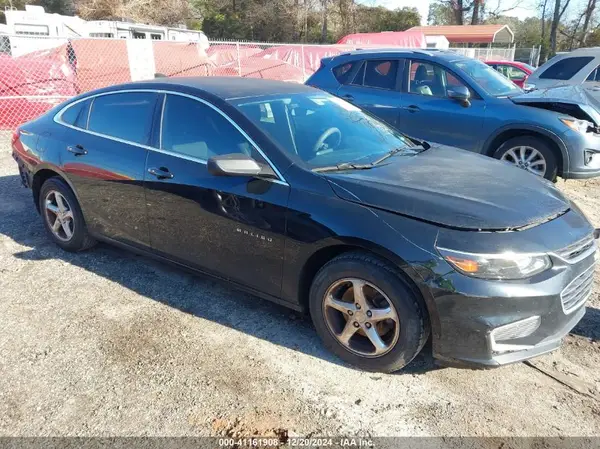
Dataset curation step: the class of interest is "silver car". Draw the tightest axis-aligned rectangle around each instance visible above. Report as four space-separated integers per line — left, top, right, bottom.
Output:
526 48 600 100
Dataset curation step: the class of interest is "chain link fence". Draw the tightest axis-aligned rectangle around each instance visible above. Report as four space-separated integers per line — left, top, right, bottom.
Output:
0 36 366 129
448 46 516 62
0 35 520 130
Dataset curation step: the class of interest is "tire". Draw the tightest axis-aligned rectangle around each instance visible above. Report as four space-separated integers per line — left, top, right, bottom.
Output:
309 251 429 373
493 136 558 181
39 177 96 252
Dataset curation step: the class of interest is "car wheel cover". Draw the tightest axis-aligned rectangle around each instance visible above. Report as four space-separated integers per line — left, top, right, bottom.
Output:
44 190 75 242
501 145 547 177
322 278 400 358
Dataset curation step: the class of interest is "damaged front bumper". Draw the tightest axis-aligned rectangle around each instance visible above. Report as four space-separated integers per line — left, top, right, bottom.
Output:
562 129 600 179
426 211 599 369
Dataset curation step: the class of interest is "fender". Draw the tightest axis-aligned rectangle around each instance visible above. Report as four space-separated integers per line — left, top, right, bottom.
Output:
31 163 86 216
288 235 442 340
482 123 570 173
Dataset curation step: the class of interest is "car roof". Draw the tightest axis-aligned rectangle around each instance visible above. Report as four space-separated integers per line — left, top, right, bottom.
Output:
570 47 600 55
336 48 471 62
119 76 316 100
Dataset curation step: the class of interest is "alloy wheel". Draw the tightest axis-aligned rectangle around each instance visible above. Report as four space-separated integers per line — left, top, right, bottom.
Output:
322 278 400 358
44 190 75 242
501 146 547 177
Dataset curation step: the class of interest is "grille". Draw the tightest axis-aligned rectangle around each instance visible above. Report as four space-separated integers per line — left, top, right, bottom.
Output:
555 235 596 262
561 265 595 313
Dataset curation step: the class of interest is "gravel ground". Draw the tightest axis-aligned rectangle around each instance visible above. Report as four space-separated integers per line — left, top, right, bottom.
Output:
0 135 599 438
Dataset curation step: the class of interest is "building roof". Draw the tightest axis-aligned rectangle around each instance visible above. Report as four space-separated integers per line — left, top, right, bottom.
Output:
408 25 514 44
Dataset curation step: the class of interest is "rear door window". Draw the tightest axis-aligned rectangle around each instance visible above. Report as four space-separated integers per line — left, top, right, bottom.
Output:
349 59 400 90
88 92 158 145
539 56 594 80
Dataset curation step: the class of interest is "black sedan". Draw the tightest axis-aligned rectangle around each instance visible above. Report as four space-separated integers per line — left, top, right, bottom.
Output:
12 77 599 372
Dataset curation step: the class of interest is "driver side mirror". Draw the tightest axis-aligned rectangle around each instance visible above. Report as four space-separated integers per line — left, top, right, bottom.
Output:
447 85 471 107
207 153 277 179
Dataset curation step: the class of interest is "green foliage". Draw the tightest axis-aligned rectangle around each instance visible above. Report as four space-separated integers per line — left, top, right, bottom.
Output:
427 2 453 26
355 6 420 33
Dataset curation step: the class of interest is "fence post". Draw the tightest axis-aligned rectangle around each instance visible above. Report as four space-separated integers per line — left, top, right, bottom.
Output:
301 44 306 81
236 42 242 77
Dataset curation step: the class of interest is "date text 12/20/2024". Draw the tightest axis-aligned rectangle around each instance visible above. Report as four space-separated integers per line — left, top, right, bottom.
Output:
218 438 375 447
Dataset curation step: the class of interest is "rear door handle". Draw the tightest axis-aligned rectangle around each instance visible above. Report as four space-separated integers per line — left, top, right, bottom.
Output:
147 167 174 179
342 94 354 102
67 145 87 156
405 105 420 113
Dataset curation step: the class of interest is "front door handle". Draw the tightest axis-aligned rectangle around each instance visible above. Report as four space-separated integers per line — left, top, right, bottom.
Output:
147 167 174 179
342 94 355 102
67 145 87 156
405 105 420 113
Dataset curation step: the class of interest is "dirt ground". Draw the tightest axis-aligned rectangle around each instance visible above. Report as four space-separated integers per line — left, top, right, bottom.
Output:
0 136 599 439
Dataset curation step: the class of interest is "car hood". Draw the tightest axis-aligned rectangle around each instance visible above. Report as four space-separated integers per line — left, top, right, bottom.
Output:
325 146 570 231
510 85 600 125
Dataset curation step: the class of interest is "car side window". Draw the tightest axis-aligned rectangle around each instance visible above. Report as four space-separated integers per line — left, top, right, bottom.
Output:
507 66 527 80
60 98 91 129
539 56 594 80
349 59 399 90
88 92 157 145
586 65 600 82
161 94 263 161
333 61 358 85
408 61 469 98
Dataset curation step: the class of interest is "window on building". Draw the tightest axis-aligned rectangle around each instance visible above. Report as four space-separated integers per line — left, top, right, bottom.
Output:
89 32 114 38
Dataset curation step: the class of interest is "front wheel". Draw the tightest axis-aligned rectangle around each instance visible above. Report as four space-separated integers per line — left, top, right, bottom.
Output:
309 252 429 373
493 136 558 181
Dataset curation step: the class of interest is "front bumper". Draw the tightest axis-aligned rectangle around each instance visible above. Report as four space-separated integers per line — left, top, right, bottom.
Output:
426 218 599 368
562 129 600 179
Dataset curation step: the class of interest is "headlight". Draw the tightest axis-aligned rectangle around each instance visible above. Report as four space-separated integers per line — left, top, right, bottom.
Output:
560 117 593 134
437 247 552 280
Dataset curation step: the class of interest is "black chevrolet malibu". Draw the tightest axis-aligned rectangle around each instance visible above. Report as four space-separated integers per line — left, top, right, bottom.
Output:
12 77 599 373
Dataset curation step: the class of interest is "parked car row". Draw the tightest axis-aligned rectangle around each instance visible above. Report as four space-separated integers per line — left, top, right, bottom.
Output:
11 51 600 373
306 49 600 181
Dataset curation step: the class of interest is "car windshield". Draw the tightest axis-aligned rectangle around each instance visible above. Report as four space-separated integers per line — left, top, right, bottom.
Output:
455 59 523 97
232 93 418 169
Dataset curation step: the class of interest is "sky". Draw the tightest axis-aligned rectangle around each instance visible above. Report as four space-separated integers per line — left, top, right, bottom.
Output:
356 0 583 25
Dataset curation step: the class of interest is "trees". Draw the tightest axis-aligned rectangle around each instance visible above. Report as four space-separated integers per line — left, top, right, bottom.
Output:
427 0 487 26
197 0 421 43
550 0 572 54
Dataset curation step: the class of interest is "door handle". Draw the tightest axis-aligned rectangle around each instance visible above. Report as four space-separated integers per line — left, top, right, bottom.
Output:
147 167 174 179
405 105 420 113
342 94 354 102
67 145 87 156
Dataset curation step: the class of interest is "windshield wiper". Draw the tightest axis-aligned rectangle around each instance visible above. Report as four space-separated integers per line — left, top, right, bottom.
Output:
372 147 411 165
313 162 374 173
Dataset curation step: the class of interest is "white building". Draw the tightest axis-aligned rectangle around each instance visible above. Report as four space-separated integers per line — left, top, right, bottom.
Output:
0 5 209 56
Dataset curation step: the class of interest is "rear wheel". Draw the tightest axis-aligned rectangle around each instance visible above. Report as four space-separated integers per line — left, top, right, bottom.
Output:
309 252 429 373
39 177 96 252
493 136 558 181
